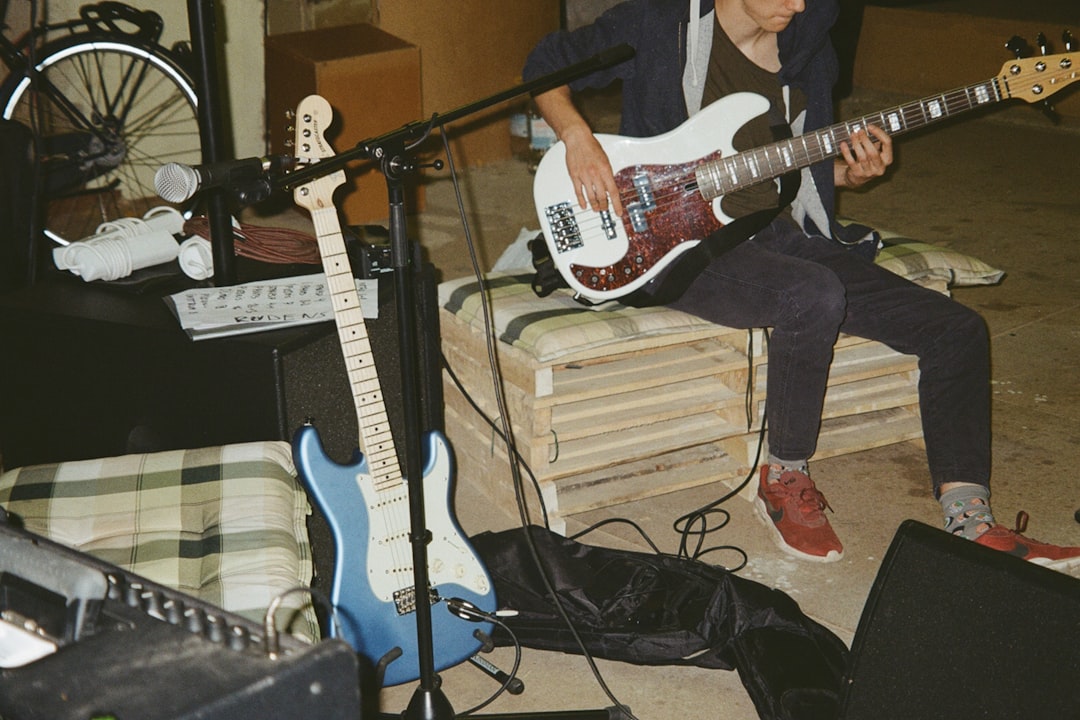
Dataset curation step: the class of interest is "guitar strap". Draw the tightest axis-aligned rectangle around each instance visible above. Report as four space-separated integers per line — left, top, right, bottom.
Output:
529 231 567 298
622 121 801 308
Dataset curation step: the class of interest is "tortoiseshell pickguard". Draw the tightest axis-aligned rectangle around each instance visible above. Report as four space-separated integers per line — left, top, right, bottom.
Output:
567 153 725 294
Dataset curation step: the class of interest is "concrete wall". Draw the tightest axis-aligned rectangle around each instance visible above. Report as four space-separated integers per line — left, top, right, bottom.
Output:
265 0 372 35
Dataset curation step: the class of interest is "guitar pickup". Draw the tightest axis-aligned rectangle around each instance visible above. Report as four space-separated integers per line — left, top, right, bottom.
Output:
545 201 584 252
599 209 618 240
626 171 656 233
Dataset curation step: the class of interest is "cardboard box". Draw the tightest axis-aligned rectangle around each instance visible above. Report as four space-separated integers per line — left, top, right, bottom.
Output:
265 24 423 224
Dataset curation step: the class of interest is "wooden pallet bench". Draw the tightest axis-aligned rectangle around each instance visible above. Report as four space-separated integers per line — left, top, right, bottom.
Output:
438 238 1003 532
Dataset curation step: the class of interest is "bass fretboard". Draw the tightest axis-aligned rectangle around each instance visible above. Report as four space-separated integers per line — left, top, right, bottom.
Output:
695 77 1004 200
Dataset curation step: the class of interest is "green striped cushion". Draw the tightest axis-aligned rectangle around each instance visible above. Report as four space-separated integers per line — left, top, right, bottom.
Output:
0 441 318 642
441 273 717 363
441 243 1002 363
875 239 1004 287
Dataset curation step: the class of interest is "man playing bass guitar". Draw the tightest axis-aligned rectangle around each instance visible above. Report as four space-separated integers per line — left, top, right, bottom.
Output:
524 0 1080 564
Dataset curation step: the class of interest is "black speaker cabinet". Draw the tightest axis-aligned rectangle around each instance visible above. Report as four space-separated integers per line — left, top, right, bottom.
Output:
0 521 361 720
841 520 1080 718
0 265 442 470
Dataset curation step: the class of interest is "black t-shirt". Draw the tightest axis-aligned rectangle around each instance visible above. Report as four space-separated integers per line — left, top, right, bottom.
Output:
701 22 805 221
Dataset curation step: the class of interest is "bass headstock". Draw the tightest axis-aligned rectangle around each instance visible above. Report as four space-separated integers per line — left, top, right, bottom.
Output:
1000 31 1077 122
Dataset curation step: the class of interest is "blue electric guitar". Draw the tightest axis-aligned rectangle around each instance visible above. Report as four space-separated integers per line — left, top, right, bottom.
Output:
289 94 496 687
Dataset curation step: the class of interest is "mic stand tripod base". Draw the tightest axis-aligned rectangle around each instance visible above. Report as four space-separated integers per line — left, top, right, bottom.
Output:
380 702 631 720
402 682 455 720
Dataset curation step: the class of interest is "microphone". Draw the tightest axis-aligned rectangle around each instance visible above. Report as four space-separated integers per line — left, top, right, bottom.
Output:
154 155 294 203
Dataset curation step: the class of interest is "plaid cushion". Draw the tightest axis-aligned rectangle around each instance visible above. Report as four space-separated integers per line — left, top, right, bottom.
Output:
441 273 717 363
875 239 1004 288
0 441 318 642
441 239 1002 363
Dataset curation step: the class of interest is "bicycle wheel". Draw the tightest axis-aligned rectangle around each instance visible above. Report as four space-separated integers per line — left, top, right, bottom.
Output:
0 34 201 243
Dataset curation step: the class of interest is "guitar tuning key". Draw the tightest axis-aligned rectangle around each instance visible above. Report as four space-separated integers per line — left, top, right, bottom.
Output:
1064 30 1075 52
1036 32 1049 55
1005 35 1031 58
1027 30 1066 125
1039 101 1061 124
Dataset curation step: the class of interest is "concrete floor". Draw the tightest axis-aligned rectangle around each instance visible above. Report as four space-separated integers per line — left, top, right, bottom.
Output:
250 37 1080 720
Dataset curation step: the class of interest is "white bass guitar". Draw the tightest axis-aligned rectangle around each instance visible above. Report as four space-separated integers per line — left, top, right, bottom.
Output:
533 52 1077 303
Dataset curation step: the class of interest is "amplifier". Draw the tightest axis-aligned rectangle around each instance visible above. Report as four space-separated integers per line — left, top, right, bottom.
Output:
0 261 442 470
0 520 361 720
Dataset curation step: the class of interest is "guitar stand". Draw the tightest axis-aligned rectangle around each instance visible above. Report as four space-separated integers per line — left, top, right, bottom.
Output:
277 44 637 720
469 655 525 696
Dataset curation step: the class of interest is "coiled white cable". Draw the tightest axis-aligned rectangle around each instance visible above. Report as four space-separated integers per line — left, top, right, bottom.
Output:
53 207 184 282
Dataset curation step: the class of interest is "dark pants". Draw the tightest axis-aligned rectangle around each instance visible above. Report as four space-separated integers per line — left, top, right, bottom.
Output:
668 219 991 494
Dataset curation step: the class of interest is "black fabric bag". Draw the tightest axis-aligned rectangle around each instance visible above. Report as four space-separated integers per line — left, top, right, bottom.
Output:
471 526 848 720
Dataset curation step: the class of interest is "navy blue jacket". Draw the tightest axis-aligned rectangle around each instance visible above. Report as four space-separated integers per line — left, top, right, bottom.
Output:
524 0 870 245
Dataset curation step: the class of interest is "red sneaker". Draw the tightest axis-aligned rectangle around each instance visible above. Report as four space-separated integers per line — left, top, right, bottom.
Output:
974 511 1080 570
754 466 844 562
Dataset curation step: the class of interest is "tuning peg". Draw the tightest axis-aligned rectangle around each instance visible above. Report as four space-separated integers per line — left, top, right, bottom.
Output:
1039 101 1061 124
1005 35 1031 58
1036 32 1049 55
1064 30 1075 52
1036 33 1061 124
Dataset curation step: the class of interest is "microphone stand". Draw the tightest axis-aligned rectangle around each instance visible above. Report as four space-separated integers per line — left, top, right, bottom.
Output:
277 45 635 720
186 0 236 285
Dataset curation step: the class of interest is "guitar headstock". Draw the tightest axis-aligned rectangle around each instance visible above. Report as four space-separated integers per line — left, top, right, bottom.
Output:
292 94 347 213
998 52 1077 103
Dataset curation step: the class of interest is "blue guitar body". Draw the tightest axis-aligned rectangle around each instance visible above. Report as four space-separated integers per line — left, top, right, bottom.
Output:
293 424 496 687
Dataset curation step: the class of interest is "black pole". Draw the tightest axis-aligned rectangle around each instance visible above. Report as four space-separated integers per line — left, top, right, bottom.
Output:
372 139 622 720
382 169 454 719
186 0 235 285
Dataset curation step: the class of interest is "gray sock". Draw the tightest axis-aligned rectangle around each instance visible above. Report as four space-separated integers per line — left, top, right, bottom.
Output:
940 485 995 540
766 454 808 482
